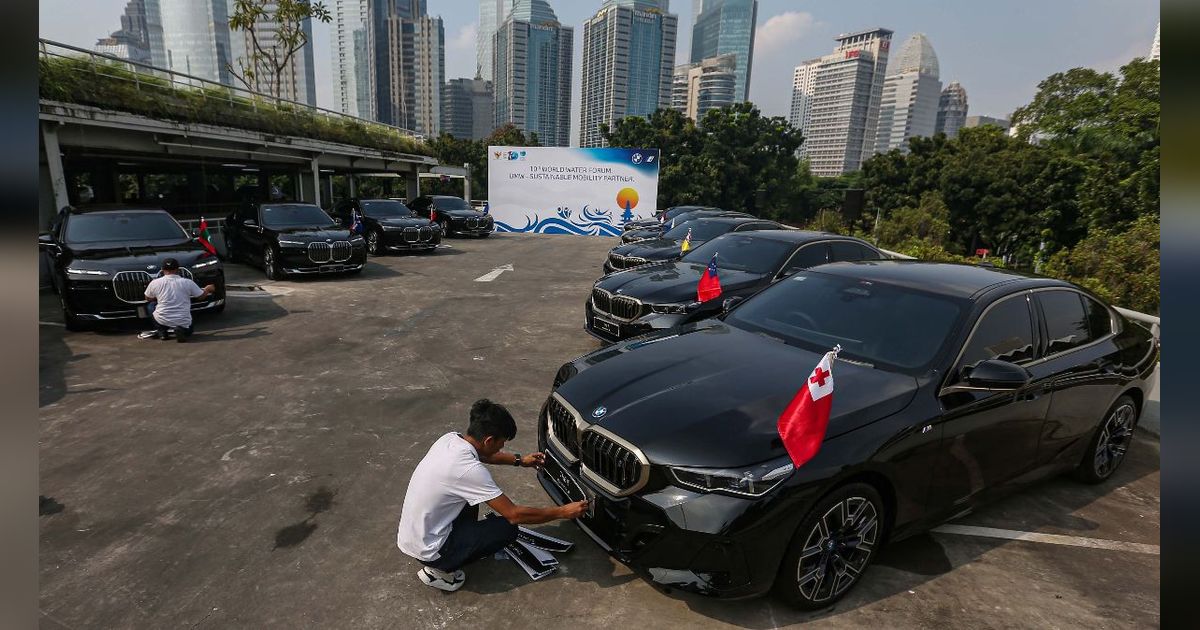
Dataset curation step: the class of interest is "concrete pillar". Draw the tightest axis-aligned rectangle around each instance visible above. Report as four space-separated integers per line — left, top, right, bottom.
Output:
349 173 357 197
311 156 322 207
406 173 419 201
463 166 472 202
327 174 334 206
41 123 70 212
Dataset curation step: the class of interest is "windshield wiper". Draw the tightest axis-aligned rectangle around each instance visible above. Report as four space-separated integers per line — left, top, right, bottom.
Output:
754 330 787 344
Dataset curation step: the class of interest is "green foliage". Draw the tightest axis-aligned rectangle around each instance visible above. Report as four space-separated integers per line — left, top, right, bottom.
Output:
1042 213 1160 314
425 123 542 200
875 191 951 248
39 56 430 156
228 1 332 98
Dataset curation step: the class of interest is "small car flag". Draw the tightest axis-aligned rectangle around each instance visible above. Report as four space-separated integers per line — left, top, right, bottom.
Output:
777 345 841 467
681 228 693 253
697 253 722 302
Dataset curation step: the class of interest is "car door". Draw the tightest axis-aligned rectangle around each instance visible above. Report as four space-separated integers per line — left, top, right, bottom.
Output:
829 240 875 263
928 291 1051 512
329 200 350 228
774 242 831 279
243 204 268 263
1031 289 1126 468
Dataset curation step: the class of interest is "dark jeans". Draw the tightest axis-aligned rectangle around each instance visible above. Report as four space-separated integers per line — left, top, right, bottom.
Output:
423 504 518 572
155 322 194 340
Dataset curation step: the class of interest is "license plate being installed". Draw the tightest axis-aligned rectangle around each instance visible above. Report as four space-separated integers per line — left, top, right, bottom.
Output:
546 454 596 518
593 317 619 336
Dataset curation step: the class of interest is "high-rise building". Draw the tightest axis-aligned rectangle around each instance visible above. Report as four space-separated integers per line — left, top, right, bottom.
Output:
444 77 494 140
963 115 1010 134
332 0 372 118
802 28 893 176
95 0 159 64
157 0 233 84
873 33 941 155
493 0 573 146
672 54 736 121
478 0 516 81
228 2 318 105
690 0 757 101
788 59 819 139
368 0 445 135
935 81 969 138
1150 21 1160 61
579 0 678 148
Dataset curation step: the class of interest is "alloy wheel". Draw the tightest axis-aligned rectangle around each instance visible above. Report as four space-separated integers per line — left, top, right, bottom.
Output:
367 230 380 255
264 247 276 278
795 496 879 603
1094 402 1136 478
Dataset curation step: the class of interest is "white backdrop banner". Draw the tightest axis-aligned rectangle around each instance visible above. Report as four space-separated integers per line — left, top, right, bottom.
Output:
486 146 661 237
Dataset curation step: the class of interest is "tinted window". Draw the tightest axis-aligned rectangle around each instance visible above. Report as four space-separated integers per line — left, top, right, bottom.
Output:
1040 290 1092 354
666 206 706 219
858 245 883 260
433 197 473 211
1082 295 1113 339
734 222 776 232
960 295 1035 369
725 272 964 372
64 212 188 244
664 219 736 242
260 204 335 229
780 244 829 274
361 200 414 218
681 234 797 273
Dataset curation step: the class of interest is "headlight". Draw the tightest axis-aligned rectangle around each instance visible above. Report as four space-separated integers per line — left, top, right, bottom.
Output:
382 225 405 231
669 457 795 497
349 236 365 244
278 239 306 247
650 301 701 315
65 267 109 276
192 258 220 269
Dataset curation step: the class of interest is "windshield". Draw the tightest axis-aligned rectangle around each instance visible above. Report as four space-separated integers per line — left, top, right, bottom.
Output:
725 271 965 372
665 206 707 219
64 212 188 244
260 204 335 229
434 197 473 211
361 200 414 218
664 219 736 242
682 234 796 274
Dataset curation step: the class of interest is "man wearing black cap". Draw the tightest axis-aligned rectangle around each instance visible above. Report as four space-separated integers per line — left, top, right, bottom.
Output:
143 258 216 342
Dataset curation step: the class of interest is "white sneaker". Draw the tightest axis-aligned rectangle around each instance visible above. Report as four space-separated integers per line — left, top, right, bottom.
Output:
418 567 466 592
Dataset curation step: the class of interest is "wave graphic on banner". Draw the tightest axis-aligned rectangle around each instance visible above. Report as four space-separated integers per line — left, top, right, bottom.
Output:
494 205 622 237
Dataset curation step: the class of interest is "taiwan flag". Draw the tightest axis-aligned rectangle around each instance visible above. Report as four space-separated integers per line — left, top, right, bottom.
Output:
197 217 217 256
697 253 722 302
777 347 840 467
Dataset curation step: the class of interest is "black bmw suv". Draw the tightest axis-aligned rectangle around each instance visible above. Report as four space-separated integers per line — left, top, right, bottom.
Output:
407 195 494 237
225 202 366 280
40 206 226 331
329 198 442 255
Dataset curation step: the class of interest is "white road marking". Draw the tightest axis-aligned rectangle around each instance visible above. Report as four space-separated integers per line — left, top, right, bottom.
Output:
474 263 514 282
932 524 1159 555
220 445 248 461
40 321 65 327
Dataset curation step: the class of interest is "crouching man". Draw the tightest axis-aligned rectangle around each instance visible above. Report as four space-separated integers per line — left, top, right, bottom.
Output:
397 399 589 592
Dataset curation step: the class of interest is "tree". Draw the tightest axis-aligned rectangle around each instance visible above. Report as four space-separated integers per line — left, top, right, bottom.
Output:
228 1 331 100
1042 213 1159 313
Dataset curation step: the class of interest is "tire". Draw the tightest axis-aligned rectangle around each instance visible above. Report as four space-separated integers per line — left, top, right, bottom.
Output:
210 301 226 315
263 246 285 281
773 483 884 611
60 294 85 332
366 229 382 256
440 219 451 237
1073 395 1138 484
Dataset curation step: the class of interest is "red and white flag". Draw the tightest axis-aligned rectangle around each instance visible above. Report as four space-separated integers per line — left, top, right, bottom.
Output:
777 347 839 467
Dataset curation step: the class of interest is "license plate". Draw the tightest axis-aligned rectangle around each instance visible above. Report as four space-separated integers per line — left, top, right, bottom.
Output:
593 317 620 336
136 305 150 319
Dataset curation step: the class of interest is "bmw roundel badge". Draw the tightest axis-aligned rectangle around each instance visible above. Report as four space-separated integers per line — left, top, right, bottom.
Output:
592 406 607 419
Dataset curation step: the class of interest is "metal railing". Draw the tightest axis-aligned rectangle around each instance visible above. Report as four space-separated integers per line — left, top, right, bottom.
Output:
38 39 425 144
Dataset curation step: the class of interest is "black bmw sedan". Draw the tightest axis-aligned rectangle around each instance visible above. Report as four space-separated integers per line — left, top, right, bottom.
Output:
587 231 884 342
408 195 494 237
329 198 442 255
620 209 752 244
40 206 226 331
622 205 722 231
224 202 366 280
604 216 783 274
539 261 1158 609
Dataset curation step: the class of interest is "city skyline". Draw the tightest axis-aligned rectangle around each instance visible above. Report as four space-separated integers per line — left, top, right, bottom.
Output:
42 0 1159 145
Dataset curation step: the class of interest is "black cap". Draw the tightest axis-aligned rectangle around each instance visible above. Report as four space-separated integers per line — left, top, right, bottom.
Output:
162 258 180 270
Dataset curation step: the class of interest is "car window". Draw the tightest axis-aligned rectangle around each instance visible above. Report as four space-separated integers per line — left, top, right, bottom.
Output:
259 204 336 229
959 294 1036 370
433 197 473 211
680 234 797 274
858 244 883 260
830 241 869 262
361 200 414 218
663 219 734 242
64 212 189 244
733 222 776 232
1039 290 1093 354
1082 294 1114 339
780 244 830 275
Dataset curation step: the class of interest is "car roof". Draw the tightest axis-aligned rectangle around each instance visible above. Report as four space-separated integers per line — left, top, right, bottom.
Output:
68 204 169 215
689 216 777 226
715 229 846 245
810 260 1072 299
430 195 466 200
359 198 406 203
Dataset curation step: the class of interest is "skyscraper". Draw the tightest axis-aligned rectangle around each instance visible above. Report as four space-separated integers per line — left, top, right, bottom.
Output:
963 115 1010 134
690 0 757 101
935 81 969 138
368 0 445 135
672 54 736 121
228 2 318 105
444 77 494 140
873 33 941 154
478 0 516 81
579 0 678 148
802 28 893 176
94 0 160 65
332 0 372 118
157 0 233 84
493 0 573 146
1150 21 1160 61
788 58 819 152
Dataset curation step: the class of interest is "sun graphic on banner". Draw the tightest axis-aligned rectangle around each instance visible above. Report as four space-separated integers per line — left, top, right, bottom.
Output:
616 188 639 210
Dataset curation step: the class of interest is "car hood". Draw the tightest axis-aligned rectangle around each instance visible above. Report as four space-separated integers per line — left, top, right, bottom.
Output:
65 241 214 272
376 217 433 228
622 227 663 242
597 261 768 304
438 208 486 219
274 227 355 241
613 238 701 261
556 323 918 468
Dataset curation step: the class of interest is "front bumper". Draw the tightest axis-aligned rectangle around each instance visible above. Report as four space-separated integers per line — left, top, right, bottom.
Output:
381 228 441 251
63 272 227 321
277 246 367 274
445 218 494 236
584 300 683 343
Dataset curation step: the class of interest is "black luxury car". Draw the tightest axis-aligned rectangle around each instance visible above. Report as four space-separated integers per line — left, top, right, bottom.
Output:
604 216 784 274
622 205 723 231
329 198 442 255
539 261 1158 608
587 231 884 342
407 195 494 237
39 206 226 330
224 202 366 280
620 209 752 244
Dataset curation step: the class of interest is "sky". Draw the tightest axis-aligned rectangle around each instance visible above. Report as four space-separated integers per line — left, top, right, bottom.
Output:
40 0 1159 144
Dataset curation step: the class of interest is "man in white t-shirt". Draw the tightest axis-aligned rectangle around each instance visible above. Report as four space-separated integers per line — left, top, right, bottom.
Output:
143 258 216 343
397 399 589 592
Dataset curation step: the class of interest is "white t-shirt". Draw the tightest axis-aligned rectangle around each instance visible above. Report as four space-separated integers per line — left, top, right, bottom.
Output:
144 274 204 327
396 432 504 561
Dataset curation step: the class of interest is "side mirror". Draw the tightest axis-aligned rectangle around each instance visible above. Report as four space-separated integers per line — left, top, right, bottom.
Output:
38 233 54 246
962 360 1030 390
722 296 745 314
243 218 258 227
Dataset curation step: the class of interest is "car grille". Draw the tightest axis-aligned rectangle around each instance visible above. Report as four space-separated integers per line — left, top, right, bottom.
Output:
402 227 435 243
580 428 646 496
112 268 193 303
608 252 650 270
308 241 352 263
591 288 644 322
547 395 581 459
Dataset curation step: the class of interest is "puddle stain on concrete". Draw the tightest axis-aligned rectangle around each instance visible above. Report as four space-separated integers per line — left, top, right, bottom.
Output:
40 495 65 516
272 487 336 550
